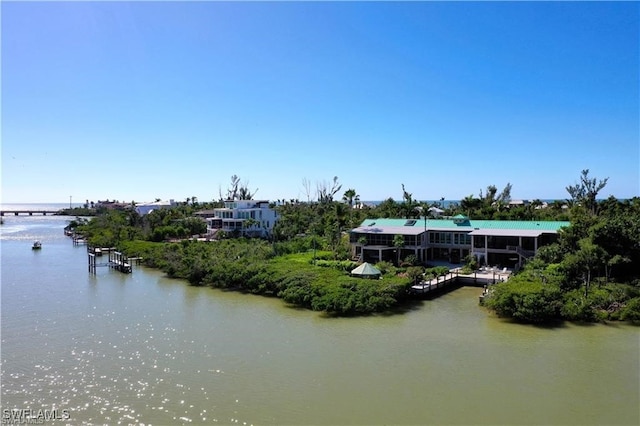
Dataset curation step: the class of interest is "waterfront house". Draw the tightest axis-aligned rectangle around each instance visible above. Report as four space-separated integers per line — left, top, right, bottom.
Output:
135 200 177 216
206 200 277 238
95 200 128 211
349 216 569 268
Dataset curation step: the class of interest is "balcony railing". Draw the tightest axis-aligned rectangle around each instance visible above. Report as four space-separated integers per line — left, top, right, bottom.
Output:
506 245 535 259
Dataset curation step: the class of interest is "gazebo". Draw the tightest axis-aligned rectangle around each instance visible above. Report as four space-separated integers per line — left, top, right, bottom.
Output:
350 262 382 279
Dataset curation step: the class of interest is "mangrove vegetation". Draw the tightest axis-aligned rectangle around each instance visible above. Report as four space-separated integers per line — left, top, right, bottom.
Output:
70 172 640 320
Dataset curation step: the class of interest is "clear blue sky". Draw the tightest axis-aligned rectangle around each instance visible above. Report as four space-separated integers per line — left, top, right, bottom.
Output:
2 1 638 204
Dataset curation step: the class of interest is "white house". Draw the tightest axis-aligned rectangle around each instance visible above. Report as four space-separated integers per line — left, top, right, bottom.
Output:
135 200 177 216
206 200 278 238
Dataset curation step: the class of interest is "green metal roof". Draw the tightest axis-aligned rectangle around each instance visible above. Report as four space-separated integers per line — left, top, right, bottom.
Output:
358 218 570 232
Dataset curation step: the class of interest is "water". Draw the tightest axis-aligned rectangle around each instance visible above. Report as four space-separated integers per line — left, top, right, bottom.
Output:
1 214 639 425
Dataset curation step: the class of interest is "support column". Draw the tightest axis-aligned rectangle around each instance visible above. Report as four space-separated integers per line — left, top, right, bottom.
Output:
484 235 489 266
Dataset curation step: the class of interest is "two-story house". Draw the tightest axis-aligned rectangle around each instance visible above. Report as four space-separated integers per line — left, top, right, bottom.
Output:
206 200 277 238
350 215 569 268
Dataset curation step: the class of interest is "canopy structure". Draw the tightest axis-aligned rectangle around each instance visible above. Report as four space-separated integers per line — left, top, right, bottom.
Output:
351 262 381 278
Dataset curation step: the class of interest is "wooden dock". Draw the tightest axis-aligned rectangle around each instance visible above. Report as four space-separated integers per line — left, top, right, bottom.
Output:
410 268 510 296
88 250 142 274
411 271 461 295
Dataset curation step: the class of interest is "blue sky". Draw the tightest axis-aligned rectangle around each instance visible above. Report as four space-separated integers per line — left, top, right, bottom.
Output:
2 1 638 204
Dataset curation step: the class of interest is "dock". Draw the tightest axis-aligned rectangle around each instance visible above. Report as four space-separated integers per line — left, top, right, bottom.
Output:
410 267 510 297
411 271 460 295
73 235 87 245
88 250 142 274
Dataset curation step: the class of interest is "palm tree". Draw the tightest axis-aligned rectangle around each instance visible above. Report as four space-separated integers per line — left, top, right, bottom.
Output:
393 234 405 266
342 189 357 207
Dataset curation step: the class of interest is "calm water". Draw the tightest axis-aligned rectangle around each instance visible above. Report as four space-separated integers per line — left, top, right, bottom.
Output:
1 213 638 425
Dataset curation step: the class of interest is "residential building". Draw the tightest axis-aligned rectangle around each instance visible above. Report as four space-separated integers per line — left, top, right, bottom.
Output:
135 200 177 216
350 215 569 268
95 200 128 211
206 200 277 238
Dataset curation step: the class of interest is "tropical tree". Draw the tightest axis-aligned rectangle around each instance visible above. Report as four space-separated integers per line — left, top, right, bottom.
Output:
566 169 609 215
317 176 342 203
238 183 258 200
342 189 357 208
243 217 260 237
376 198 401 218
393 234 405 266
400 184 420 218
460 195 482 217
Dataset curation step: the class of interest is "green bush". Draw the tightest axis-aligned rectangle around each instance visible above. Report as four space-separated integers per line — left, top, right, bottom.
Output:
620 298 640 322
401 254 419 267
375 261 394 275
313 259 358 271
561 290 597 322
424 266 450 279
484 279 563 323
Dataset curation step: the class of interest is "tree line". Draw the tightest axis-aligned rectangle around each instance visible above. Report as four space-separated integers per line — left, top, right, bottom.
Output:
69 171 639 320
483 170 640 323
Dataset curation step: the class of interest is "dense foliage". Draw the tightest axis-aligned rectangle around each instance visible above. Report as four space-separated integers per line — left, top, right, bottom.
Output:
482 173 640 324
119 239 413 315
71 171 639 320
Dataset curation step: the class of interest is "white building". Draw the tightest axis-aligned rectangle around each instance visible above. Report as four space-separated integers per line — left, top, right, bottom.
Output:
206 200 277 238
135 200 177 216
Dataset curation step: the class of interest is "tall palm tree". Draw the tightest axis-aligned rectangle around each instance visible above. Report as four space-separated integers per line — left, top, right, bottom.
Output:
393 234 405 266
342 189 357 207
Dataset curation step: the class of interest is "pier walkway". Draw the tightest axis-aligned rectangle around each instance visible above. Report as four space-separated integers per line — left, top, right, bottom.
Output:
411 267 510 296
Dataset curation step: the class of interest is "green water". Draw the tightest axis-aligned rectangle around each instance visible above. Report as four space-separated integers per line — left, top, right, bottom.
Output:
1 215 638 425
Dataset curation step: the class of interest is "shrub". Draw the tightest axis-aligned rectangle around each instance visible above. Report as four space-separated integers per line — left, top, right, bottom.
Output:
424 266 450 279
484 279 563 323
561 290 597 322
406 266 424 284
402 254 419 267
375 261 394 275
620 298 640 322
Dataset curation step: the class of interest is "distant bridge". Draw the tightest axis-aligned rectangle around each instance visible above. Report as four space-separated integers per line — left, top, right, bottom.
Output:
0 210 60 216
